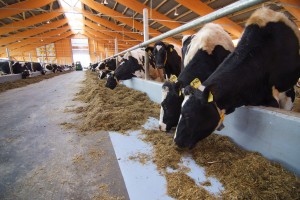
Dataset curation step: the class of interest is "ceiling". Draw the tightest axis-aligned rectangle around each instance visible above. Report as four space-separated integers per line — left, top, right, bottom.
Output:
0 0 299 57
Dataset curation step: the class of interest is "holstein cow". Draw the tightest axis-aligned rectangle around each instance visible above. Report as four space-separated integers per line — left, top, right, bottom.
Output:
159 23 234 132
105 48 157 89
32 62 46 75
146 41 181 79
174 8 300 149
98 56 122 79
0 60 12 75
11 62 31 79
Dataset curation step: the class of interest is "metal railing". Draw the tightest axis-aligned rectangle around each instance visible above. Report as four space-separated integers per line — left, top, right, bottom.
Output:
105 0 265 60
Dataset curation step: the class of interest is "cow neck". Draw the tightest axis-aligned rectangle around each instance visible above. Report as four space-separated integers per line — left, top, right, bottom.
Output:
214 102 225 130
198 85 225 128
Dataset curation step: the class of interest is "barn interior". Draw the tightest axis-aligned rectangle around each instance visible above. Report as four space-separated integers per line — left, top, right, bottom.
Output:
0 0 300 199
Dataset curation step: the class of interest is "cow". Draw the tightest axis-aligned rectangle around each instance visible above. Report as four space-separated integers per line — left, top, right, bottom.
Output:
90 63 98 71
0 59 13 75
99 56 122 71
10 62 31 79
31 62 46 75
174 8 300 149
146 41 182 79
98 69 112 79
105 48 158 89
159 23 234 132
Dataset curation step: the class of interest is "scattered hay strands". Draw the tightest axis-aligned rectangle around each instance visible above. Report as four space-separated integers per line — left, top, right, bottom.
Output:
70 71 300 200
0 70 72 93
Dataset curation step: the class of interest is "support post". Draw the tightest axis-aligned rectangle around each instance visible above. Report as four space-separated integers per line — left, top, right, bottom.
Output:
6 48 13 74
114 38 118 67
143 8 149 80
105 48 108 59
29 53 33 70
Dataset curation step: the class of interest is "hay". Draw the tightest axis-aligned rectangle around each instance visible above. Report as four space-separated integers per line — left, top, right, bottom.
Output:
166 172 212 200
128 152 152 165
71 71 300 200
92 184 125 200
0 71 71 93
71 71 160 133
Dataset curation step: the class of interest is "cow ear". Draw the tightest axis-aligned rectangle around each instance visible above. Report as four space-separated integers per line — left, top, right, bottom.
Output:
201 87 214 104
175 81 183 96
167 45 175 52
145 47 154 54
183 85 195 96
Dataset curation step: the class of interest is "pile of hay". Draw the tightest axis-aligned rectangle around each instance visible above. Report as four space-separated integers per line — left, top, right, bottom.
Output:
70 71 160 133
0 71 71 93
71 71 300 199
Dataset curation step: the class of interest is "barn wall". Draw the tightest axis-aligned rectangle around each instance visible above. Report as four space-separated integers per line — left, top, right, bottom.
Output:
122 78 300 177
12 49 38 62
55 38 73 65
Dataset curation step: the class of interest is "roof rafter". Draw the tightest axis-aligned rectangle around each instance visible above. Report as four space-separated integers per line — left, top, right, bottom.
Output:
0 9 63 35
115 0 195 35
0 0 56 19
175 0 243 38
80 0 181 46
0 18 68 46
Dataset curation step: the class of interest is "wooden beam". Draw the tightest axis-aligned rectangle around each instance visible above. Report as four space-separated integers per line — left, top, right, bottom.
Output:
0 9 63 35
279 0 300 21
115 0 195 35
80 0 181 46
9 31 74 56
0 26 71 54
0 0 55 19
83 19 139 46
79 9 144 42
0 18 68 46
175 0 243 38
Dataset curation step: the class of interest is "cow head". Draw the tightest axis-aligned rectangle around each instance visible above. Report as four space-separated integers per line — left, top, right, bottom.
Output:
98 70 109 79
174 85 222 149
146 42 174 69
159 77 184 132
105 72 118 90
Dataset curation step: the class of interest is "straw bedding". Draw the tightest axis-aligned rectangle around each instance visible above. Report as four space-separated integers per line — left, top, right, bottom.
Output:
0 70 71 93
70 71 300 199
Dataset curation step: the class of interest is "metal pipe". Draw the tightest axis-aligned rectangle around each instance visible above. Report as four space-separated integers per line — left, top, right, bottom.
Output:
109 0 265 58
6 48 13 74
143 8 150 80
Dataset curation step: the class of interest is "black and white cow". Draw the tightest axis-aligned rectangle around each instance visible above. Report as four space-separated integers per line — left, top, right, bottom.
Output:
105 48 158 89
10 62 32 79
174 8 300 149
99 56 122 71
32 62 46 75
98 69 112 79
0 60 12 75
146 41 182 79
159 23 234 131
90 63 98 71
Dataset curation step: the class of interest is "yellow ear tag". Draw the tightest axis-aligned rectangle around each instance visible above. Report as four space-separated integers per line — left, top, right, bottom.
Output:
190 78 201 89
178 90 182 96
208 92 214 102
169 75 178 83
170 48 173 52
148 50 152 54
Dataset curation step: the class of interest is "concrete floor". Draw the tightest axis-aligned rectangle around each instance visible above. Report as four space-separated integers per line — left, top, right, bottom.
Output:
0 71 129 200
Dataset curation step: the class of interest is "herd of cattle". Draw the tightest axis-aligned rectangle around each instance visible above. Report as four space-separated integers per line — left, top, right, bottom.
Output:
0 60 73 79
91 8 300 148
